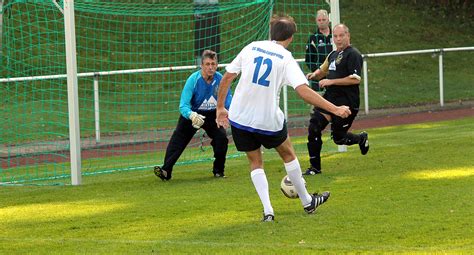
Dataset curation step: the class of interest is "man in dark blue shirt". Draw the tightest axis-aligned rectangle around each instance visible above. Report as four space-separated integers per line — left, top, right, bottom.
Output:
154 50 232 181
305 9 333 91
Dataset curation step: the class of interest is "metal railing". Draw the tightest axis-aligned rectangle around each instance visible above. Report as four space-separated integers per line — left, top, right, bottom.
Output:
2 46 474 139
360 46 474 114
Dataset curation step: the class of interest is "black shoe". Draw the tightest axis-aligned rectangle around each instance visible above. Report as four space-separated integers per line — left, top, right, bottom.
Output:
303 166 322 175
262 213 275 222
213 172 226 178
304 192 330 214
154 166 171 181
359 132 369 155
213 169 226 178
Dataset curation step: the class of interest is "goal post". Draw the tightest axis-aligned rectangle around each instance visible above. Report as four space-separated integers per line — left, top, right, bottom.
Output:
63 0 82 185
329 0 340 28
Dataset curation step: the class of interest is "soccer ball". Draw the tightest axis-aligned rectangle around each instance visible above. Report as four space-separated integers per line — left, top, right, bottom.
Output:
280 175 306 199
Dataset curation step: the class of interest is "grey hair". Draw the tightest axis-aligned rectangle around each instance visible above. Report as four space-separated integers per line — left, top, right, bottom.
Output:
316 9 328 18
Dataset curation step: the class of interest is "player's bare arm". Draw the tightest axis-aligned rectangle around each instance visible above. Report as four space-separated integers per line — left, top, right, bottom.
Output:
216 72 238 128
306 56 329 80
295 85 351 118
306 69 323 80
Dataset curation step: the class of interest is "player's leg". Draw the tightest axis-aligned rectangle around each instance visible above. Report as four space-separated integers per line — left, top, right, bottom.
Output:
245 148 275 220
275 137 330 214
257 123 311 207
156 116 197 180
331 109 369 154
275 137 311 204
202 115 228 177
275 137 312 206
231 126 274 221
305 110 330 175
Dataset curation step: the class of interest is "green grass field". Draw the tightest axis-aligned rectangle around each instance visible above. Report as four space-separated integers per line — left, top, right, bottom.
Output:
1 2 473 252
1 117 473 254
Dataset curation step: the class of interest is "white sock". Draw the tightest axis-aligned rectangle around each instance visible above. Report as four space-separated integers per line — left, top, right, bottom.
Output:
250 169 273 216
284 158 312 206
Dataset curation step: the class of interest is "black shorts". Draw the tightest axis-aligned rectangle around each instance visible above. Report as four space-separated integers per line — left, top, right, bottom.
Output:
231 123 288 152
330 109 358 133
312 108 359 133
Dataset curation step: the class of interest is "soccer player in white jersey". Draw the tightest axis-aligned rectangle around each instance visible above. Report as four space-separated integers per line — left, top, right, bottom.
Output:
216 14 351 222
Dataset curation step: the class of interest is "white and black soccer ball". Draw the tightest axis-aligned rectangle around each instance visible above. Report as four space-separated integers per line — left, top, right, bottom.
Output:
280 175 306 199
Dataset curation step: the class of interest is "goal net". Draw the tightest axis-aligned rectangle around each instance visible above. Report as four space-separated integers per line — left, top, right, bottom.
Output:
0 0 332 184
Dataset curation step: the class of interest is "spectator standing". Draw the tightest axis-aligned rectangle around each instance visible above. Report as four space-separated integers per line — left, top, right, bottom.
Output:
305 9 333 91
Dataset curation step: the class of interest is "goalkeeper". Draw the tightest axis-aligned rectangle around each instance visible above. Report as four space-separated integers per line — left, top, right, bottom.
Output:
154 50 232 181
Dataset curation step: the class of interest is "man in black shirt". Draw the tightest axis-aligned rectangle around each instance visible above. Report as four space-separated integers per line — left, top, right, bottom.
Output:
305 9 332 91
304 24 369 175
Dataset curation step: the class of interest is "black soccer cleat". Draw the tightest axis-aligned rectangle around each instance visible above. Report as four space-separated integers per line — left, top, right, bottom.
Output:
359 131 369 155
213 172 226 178
262 213 275 222
303 166 322 175
304 192 330 214
213 169 226 178
154 166 171 181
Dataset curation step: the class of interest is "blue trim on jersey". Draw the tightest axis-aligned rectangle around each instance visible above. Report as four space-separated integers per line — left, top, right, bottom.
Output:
179 70 232 119
229 120 281 136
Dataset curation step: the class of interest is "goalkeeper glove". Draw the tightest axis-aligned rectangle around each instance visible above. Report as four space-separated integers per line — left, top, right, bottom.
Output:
189 112 205 129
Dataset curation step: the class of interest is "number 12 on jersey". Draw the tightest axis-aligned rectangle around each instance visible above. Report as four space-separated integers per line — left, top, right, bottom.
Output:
252 56 272 87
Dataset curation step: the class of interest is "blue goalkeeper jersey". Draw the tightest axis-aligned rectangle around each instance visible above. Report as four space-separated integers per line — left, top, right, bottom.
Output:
179 70 232 119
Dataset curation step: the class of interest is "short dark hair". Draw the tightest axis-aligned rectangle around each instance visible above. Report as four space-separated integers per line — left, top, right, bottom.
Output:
201 50 217 63
270 14 297 41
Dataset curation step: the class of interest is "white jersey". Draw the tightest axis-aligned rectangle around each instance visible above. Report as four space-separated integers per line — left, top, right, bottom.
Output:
226 40 309 134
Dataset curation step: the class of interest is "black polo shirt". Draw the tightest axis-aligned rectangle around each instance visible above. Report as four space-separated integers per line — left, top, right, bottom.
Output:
323 46 363 110
305 29 333 72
